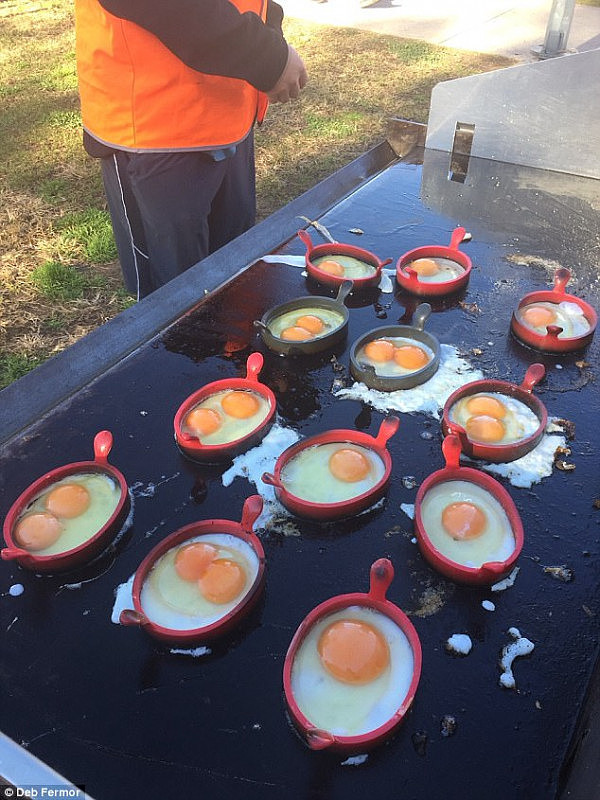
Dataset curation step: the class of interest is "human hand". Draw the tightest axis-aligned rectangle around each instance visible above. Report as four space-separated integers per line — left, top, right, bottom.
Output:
267 45 308 103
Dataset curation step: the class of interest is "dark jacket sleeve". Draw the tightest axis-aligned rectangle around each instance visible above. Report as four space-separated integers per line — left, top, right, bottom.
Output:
97 0 289 93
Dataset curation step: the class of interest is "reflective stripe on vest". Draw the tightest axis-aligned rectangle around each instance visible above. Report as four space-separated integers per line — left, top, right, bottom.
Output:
75 0 268 151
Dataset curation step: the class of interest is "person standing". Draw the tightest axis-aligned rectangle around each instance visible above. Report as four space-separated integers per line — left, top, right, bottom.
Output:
75 0 308 299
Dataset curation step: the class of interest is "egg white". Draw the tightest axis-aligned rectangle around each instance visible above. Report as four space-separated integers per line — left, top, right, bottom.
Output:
280 442 386 504
16 473 121 556
419 480 515 568
290 605 414 737
140 533 259 630
268 307 344 340
356 336 434 377
405 257 465 284
517 300 591 338
448 391 539 445
313 255 376 279
183 389 271 446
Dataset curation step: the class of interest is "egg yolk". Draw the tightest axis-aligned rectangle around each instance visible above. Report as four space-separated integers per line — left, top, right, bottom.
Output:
317 619 390 685
465 395 506 419
281 326 315 341
329 448 372 482
198 558 246 604
522 305 556 328
14 512 63 551
186 407 222 436
318 260 345 277
442 501 487 540
44 483 91 519
221 391 260 419
393 344 429 370
295 314 325 334
466 414 506 443
174 542 218 581
410 258 439 276
364 339 395 362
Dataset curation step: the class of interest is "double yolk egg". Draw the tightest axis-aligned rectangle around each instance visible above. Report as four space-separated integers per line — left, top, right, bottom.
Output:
357 337 433 376
183 389 271 446
448 392 540 446
280 443 386 505
290 605 414 736
517 300 591 339
140 534 259 630
405 257 465 284
267 307 344 343
419 480 515 568
13 473 121 556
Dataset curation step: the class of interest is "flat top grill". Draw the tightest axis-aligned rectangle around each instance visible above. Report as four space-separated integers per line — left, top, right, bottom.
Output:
1 147 599 800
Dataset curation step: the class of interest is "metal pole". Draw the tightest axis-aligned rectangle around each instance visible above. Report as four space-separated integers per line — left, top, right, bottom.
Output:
532 0 576 58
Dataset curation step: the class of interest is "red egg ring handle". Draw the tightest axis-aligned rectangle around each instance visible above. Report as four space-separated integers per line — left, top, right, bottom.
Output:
1 546 29 562
297 228 314 252
552 267 571 293
441 433 463 469
374 416 400 448
240 494 264 535
93 430 113 463
368 558 394 603
404 266 421 288
261 471 282 489
520 363 546 393
544 324 564 341
245 352 264 383
119 608 150 628
305 729 336 751
449 226 467 250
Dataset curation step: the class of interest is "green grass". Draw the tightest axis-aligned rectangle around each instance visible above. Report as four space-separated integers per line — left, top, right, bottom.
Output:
31 261 90 301
0 354 44 389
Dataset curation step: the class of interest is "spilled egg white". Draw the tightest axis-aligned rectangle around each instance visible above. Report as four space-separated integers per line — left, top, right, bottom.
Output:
140 534 259 630
357 336 434 377
448 391 539 445
15 473 121 556
280 442 386 504
419 480 515 568
182 389 271 445
313 255 376 279
268 307 344 340
405 257 465 284
290 605 414 737
517 300 591 338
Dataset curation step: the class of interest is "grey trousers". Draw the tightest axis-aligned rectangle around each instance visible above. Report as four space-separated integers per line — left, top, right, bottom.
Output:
100 134 256 299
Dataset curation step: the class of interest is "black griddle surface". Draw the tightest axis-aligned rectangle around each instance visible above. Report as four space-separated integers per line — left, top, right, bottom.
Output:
1 153 599 800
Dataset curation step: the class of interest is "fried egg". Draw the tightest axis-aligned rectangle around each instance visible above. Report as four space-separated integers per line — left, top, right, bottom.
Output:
139 533 259 630
357 336 434 376
268 307 344 342
290 605 414 736
516 301 591 338
404 257 465 284
183 389 271 445
13 473 121 556
313 255 376 280
448 391 539 445
280 442 386 504
419 480 515 567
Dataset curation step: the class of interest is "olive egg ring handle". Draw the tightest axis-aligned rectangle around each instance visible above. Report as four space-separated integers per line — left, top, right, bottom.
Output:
335 279 354 305
411 303 432 331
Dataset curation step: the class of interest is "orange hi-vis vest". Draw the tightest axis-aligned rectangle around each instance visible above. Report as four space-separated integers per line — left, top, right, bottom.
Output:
75 0 269 152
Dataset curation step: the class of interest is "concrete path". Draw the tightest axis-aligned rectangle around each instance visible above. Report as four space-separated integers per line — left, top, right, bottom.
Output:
279 0 600 61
